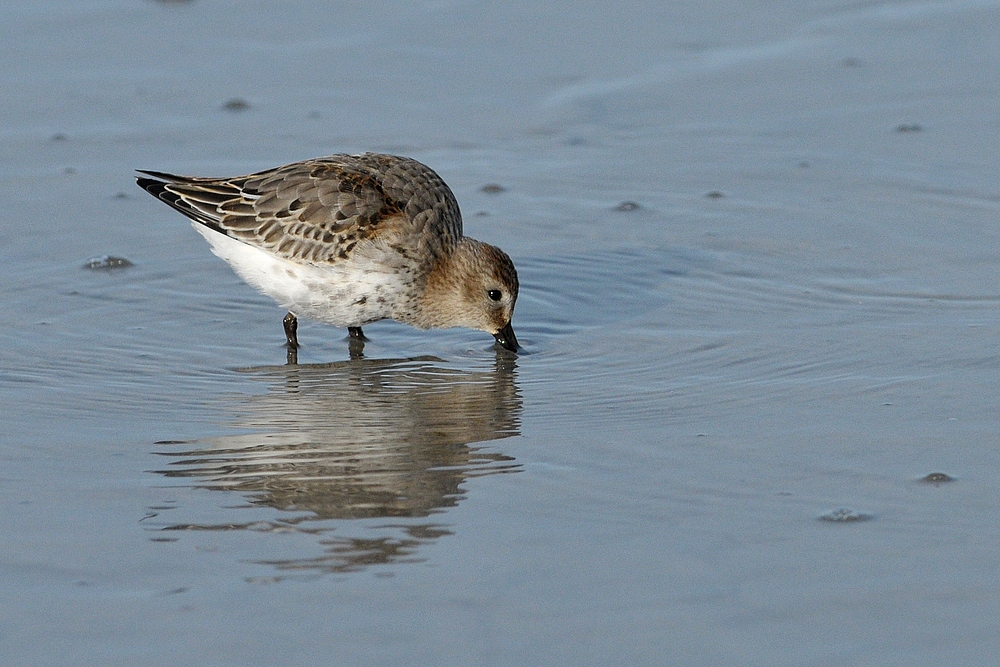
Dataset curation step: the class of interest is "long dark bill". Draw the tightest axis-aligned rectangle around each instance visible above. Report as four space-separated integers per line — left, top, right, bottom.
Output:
493 322 519 352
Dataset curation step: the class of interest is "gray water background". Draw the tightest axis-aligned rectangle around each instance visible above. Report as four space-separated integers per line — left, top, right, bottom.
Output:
3 1 1000 664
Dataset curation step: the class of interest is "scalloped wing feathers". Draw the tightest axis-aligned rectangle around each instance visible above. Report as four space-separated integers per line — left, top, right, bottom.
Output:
136 153 463 266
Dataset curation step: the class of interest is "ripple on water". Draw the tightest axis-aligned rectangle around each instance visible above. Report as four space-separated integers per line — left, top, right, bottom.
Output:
515 246 709 345
513 242 1000 428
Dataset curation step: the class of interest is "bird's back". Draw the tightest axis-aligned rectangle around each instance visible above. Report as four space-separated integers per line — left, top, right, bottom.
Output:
137 153 464 268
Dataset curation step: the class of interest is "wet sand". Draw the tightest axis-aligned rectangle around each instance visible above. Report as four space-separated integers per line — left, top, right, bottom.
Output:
3 1 1000 664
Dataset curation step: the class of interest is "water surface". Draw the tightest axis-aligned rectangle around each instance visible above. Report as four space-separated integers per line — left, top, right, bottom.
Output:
3 1 1000 665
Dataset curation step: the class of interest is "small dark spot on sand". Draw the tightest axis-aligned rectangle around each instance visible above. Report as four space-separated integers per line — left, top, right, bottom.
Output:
705 190 724 199
154 440 193 445
113 192 130 200
819 508 874 523
480 183 505 194
63 167 76 175
149 537 180 542
842 57 864 68
51 133 68 141
920 472 955 485
798 161 810 168
895 123 922 133
84 255 134 270
307 110 321 119
223 97 251 112
614 201 641 212
475 211 490 216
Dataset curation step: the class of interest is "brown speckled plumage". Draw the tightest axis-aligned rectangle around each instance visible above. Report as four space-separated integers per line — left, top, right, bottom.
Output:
138 153 461 267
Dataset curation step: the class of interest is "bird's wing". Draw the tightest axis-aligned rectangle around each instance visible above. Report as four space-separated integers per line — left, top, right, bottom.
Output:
136 153 462 265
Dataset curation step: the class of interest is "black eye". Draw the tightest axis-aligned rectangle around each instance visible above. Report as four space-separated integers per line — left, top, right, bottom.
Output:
488 289 502 301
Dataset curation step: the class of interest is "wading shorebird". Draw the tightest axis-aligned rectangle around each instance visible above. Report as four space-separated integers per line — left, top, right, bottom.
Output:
136 153 519 355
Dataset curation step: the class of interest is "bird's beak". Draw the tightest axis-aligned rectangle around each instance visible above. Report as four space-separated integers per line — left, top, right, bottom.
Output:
493 321 519 352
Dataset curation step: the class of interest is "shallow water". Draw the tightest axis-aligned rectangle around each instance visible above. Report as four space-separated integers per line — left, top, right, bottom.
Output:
4 0 1000 664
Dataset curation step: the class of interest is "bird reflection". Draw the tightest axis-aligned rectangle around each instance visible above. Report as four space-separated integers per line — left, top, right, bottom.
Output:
149 353 521 575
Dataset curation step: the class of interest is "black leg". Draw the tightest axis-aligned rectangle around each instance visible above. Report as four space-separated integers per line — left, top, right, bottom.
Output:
283 312 298 350
348 326 367 341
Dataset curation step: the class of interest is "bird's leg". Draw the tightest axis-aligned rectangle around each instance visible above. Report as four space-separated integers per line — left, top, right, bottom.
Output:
347 326 367 360
348 336 365 360
283 312 299 350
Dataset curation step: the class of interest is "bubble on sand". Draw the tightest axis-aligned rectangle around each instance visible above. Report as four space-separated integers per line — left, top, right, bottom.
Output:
919 472 955 485
84 255 134 270
818 508 874 523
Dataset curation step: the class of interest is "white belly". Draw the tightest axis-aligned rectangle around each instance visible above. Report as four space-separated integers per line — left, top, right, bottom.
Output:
192 223 404 327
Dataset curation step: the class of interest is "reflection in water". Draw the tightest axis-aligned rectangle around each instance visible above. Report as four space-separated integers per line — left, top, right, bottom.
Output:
149 354 521 575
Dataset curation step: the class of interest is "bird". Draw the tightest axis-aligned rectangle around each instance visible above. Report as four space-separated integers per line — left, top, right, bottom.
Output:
135 153 519 355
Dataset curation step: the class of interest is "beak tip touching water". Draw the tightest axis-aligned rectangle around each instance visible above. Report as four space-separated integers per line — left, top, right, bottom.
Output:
493 322 519 352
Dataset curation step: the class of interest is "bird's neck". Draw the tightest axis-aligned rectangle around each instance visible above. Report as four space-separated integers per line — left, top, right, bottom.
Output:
406 239 482 329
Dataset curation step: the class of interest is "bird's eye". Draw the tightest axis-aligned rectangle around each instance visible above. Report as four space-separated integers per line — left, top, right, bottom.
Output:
488 289 502 301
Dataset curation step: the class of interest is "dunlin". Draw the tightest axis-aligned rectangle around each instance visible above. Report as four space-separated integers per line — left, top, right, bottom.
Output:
136 153 519 352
